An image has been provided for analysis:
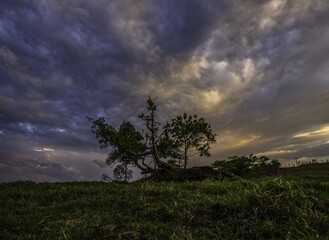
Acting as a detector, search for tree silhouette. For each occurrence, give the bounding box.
[89,97,216,179]
[113,163,133,182]
[212,154,281,178]
[166,113,216,169]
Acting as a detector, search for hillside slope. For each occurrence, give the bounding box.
[1,178,329,239]
[279,162,329,180]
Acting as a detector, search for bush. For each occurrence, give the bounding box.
[212,154,280,178]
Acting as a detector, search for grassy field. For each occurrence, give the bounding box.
[279,162,329,181]
[1,166,329,239]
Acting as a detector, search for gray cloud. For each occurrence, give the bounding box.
[1,0,329,181]
[92,159,109,168]
[0,151,82,182]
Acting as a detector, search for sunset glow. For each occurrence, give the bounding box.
[1,0,329,182]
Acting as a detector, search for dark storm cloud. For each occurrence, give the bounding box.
[1,0,329,181]
[150,0,227,59]
[0,151,82,182]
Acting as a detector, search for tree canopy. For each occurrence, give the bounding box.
[212,154,281,178]
[89,97,217,180]
[166,113,216,169]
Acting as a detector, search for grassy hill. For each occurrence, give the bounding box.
[279,162,329,181]
[1,172,329,239]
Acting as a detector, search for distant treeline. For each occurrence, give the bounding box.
[212,154,280,178]
[284,158,329,168]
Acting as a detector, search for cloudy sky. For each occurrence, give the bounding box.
[1,0,329,182]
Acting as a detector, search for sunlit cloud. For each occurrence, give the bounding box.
[52,127,66,133]
[34,147,55,152]
[256,149,297,157]
[1,0,329,181]
[214,133,261,153]
[43,148,55,152]
[294,125,329,138]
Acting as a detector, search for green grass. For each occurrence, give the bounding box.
[280,162,329,181]
[1,176,329,239]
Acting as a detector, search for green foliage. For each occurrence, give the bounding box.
[89,97,216,177]
[166,113,217,169]
[113,164,133,182]
[88,118,146,166]
[105,121,146,166]
[88,118,146,180]
[1,178,329,239]
[213,154,281,178]
[279,162,329,181]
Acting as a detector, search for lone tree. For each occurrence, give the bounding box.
[89,97,217,179]
[166,113,216,169]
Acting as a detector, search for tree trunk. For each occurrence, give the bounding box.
[153,145,176,171]
[183,148,188,169]
[124,163,127,182]
[149,105,176,172]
